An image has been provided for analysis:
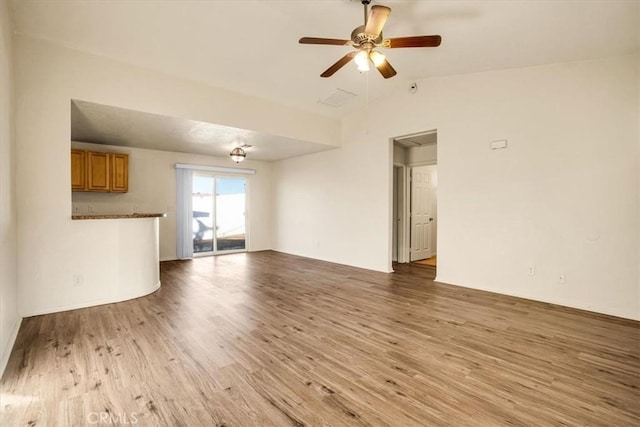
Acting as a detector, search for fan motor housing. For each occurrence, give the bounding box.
[351,25,383,46]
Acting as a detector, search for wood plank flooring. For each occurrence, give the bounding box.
[1,251,638,426]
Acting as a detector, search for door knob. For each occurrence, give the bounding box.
[429,217,434,222]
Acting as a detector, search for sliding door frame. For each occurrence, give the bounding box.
[175,163,254,259]
[191,172,249,257]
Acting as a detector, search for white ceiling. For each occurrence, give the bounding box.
[11,1,640,119]
[12,1,639,160]
[71,100,335,161]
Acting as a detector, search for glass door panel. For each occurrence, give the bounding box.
[215,177,246,251]
[192,175,215,254]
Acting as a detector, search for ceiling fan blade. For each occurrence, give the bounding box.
[365,5,391,37]
[385,35,442,48]
[299,37,351,46]
[321,52,357,78]
[376,59,397,79]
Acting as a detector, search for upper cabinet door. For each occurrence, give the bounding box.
[111,153,129,193]
[86,151,110,191]
[71,149,86,191]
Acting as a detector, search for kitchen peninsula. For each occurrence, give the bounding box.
[72,212,166,220]
[59,212,167,315]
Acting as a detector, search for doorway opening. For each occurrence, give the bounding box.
[192,174,247,255]
[391,130,438,274]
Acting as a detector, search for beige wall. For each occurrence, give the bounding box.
[274,54,640,320]
[72,142,273,260]
[14,35,337,316]
[8,24,639,328]
[0,0,20,374]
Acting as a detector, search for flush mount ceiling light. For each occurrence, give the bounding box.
[230,147,246,163]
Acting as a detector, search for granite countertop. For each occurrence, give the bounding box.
[72,213,167,220]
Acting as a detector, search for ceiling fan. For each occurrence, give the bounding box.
[299,0,441,79]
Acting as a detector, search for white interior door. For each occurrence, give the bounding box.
[410,165,433,261]
[427,165,438,256]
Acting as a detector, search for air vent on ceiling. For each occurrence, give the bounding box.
[318,88,358,108]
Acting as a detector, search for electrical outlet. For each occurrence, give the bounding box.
[558,274,566,284]
[88,204,95,212]
[133,204,141,213]
[527,267,535,276]
[73,274,83,287]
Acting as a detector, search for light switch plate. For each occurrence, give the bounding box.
[491,139,508,150]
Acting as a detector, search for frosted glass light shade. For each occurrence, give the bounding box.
[370,50,386,67]
[354,51,370,72]
[230,147,246,163]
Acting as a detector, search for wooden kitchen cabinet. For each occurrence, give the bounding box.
[110,153,129,193]
[70,149,86,190]
[86,151,110,191]
[71,149,129,192]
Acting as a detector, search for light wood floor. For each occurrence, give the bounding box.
[1,251,638,426]
[414,256,437,267]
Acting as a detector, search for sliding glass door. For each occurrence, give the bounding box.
[214,178,246,251]
[192,175,215,253]
[192,174,246,255]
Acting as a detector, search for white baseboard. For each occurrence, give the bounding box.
[21,281,161,318]
[272,249,390,273]
[0,316,23,378]
[434,276,639,321]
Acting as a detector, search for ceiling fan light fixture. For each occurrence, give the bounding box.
[354,50,370,72]
[299,1,441,78]
[369,50,386,67]
[357,62,370,72]
[230,147,246,163]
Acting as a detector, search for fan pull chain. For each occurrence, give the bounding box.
[365,69,370,135]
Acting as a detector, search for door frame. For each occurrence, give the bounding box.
[393,164,409,263]
[389,131,439,272]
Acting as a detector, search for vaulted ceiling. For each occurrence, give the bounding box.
[11,1,639,118]
[10,1,640,160]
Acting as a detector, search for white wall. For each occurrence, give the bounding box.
[10,30,639,322]
[273,138,390,271]
[274,54,640,320]
[14,35,339,316]
[0,0,20,376]
[72,142,273,260]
